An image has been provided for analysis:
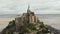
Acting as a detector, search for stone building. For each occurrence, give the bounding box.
[15,5,38,32]
[15,16,26,32]
[1,5,52,34]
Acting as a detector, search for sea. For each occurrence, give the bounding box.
[0,14,60,32]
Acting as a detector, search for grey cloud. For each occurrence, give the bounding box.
[0,0,60,14]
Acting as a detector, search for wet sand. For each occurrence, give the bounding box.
[0,18,15,32]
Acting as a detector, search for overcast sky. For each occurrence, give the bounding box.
[0,0,60,14]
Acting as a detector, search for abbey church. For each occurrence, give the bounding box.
[1,5,52,34]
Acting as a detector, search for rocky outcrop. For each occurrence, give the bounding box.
[45,25,60,34]
[1,7,51,34]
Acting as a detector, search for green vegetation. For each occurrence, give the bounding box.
[1,20,50,34]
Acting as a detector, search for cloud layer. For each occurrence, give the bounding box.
[0,0,60,14]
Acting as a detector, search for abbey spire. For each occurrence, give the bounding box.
[27,4,31,13]
[28,4,30,10]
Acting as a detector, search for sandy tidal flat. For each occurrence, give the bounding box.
[0,18,15,32]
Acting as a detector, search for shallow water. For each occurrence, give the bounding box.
[37,14,60,30]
